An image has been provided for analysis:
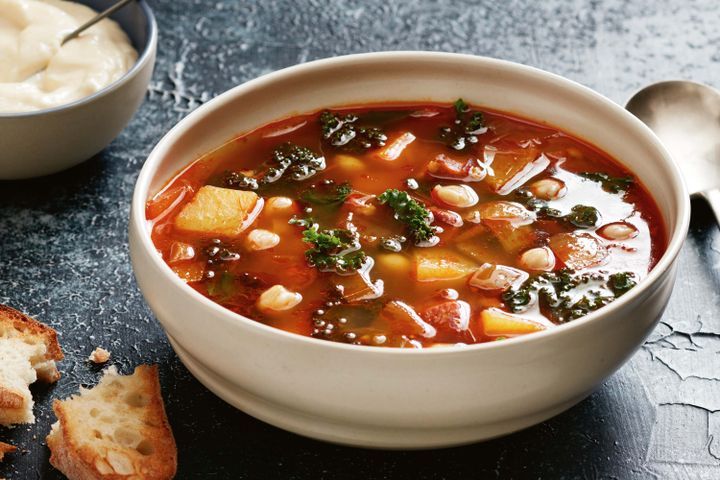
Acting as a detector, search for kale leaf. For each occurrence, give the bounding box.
[565,205,601,228]
[290,217,367,273]
[320,111,387,151]
[438,98,488,151]
[266,142,326,182]
[515,190,599,229]
[300,181,352,205]
[503,269,638,323]
[579,172,634,194]
[223,142,325,190]
[608,272,637,295]
[377,189,437,244]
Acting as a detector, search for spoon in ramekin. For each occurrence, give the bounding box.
[626,80,720,225]
[62,0,135,45]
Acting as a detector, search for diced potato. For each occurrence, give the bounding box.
[171,262,204,283]
[476,201,538,254]
[175,186,259,237]
[549,232,608,270]
[478,201,534,227]
[335,154,365,173]
[485,223,538,254]
[379,301,436,338]
[374,132,416,161]
[484,146,549,194]
[481,308,546,336]
[415,249,477,282]
[376,253,412,274]
[468,263,528,292]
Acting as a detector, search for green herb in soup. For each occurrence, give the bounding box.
[146,100,666,348]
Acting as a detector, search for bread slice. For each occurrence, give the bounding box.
[47,365,177,480]
[0,441,15,461]
[0,305,63,425]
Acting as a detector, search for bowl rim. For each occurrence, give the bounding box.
[0,0,157,119]
[131,51,691,355]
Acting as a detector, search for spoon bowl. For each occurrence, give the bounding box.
[626,80,720,223]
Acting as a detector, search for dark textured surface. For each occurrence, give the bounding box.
[1,1,720,478]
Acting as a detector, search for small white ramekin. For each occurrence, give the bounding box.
[0,0,157,179]
[130,52,689,449]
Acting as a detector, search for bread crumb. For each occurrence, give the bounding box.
[88,347,111,364]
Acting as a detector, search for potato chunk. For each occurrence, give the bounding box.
[481,308,546,336]
[415,249,477,282]
[175,186,259,237]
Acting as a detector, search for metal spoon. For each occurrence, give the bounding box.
[61,0,135,45]
[626,80,720,225]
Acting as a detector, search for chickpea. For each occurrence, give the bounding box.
[432,184,479,208]
[519,247,556,271]
[257,285,302,312]
[529,178,567,200]
[245,229,280,251]
[598,222,638,241]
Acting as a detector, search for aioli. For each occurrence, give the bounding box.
[0,0,138,113]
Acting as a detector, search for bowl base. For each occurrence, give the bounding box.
[168,335,590,449]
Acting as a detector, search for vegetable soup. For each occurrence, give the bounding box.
[147,100,666,348]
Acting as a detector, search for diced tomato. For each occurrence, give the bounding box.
[430,207,464,227]
[374,132,416,161]
[343,193,377,216]
[421,300,471,335]
[146,181,194,221]
[549,232,608,270]
[426,154,487,182]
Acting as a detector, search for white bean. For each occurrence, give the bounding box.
[266,196,294,214]
[519,247,556,271]
[257,285,302,311]
[245,229,280,250]
[432,184,479,208]
[598,222,638,241]
[529,178,567,200]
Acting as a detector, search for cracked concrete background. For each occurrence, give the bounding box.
[1,0,719,478]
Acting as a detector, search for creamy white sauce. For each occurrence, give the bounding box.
[0,0,138,113]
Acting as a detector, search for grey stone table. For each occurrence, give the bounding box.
[1,1,719,478]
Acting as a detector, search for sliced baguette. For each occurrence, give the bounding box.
[0,305,63,425]
[47,365,177,480]
[0,441,15,461]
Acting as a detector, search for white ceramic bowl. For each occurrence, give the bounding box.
[130,52,690,449]
[0,0,157,179]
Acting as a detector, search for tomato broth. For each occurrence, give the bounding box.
[147,101,666,348]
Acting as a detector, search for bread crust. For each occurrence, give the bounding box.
[0,387,23,409]
[48,365,177,480]
[0,441,15,461]
[0,304,64,426]
[0,304,64,365]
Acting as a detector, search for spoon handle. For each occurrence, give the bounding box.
[62,0,135,45]
[702,189,720,227]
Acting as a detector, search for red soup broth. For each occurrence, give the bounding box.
[147,101,666,348]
